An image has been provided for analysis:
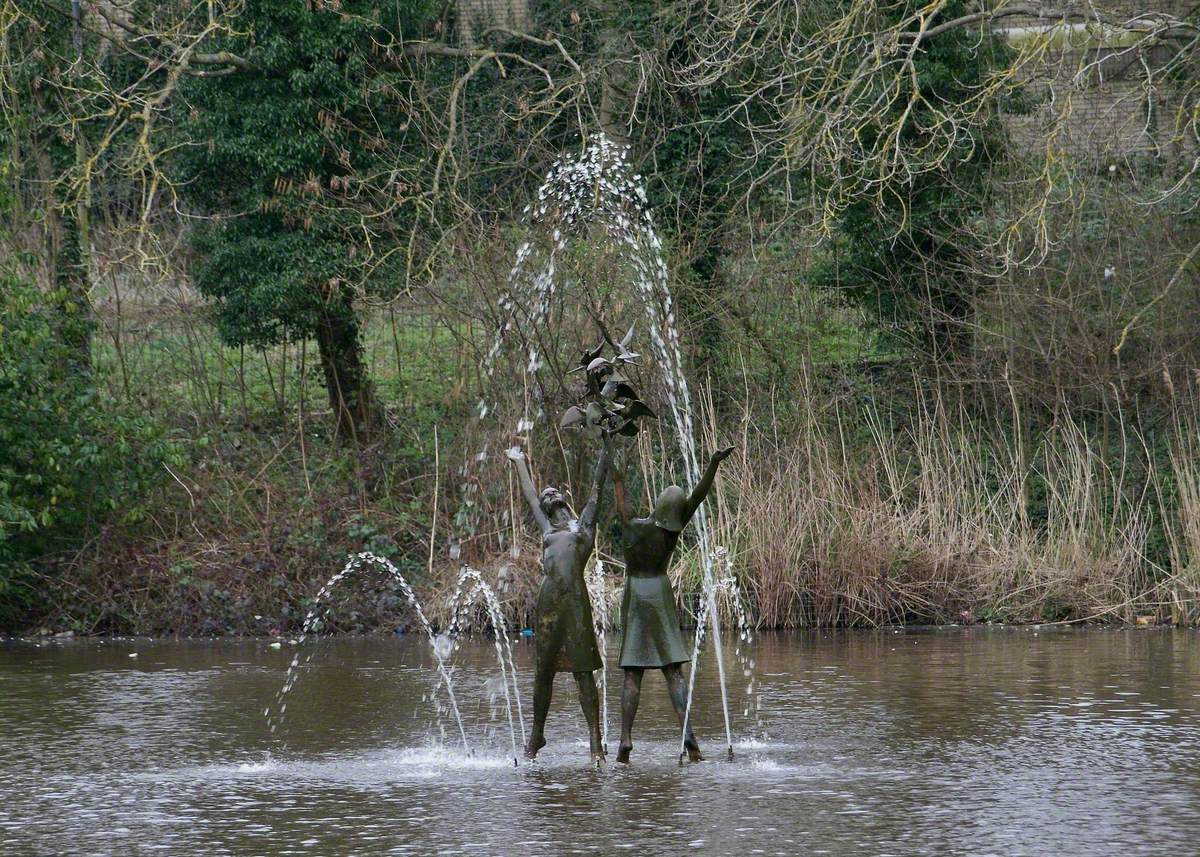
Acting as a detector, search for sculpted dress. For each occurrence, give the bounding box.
[618,520,690,668]
[536,524,603,673]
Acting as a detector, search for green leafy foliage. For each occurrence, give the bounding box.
[168,2,446,436]
[805,1,1018,354]
[171,1,437,349]
[0,271,172,629]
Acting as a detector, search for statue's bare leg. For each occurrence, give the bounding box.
[574,671,605,762]
[617,667,644,763]
[526,663,554,759]
[663,664,702,761]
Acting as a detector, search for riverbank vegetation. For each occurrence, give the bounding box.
[2,1,1199,635]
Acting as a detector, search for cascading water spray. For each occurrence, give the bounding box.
[587,558,611,752]
[445,566,526,765]
[265,552,469,752]
[268,136,756,767]
[457,133,753,760]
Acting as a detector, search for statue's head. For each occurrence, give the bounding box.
[539,486,571,524]
[651,485,688,532]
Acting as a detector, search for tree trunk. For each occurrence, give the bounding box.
[685,234,729,378]
[595,0,633,142]
[53,202,93,371]
[62,0,93,370]
[314,288,376,442]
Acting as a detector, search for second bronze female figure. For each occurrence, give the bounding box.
[613,445,734,763]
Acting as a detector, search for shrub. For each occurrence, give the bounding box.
[0,272,170,630]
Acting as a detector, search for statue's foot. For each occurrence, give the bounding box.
[524,736,546,760]
[684,739,703,763]
[616,742,632,764]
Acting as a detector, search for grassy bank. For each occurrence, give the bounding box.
[17,286,1200,636]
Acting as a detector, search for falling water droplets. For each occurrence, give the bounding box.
[434,132,755,758]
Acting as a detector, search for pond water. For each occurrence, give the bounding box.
[2,628,1199,856]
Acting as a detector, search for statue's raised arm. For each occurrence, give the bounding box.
[506,446,552,536]
[580,435,613,534]
[683,444,736,524]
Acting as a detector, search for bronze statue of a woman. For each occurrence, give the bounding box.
[506,439,611,763]
[613,445,734,764]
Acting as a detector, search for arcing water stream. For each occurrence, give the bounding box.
[445,565,526,762]
[265,554,524,764]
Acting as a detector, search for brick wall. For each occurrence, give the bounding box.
[457,0,532,47]
[999,2,1198,164]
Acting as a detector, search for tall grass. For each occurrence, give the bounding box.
[1162,422,1200,625]
[698,372,1199,627]
[34,242,1200,633]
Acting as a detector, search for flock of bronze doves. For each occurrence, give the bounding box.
[560,325,657,438]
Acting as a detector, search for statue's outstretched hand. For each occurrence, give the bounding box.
[505,446,526,462]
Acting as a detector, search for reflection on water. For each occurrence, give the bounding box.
[2,628,1199,855]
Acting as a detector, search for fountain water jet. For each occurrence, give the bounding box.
[445,565,526,765]
[680,547,760,763]
[587,558,613,752]
[464,133,747,759]
[267,554,525,761]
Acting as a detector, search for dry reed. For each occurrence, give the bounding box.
[699,370,1198,627]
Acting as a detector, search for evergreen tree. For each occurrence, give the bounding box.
[172,2,438,439]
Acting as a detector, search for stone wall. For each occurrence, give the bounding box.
[999,3,1197,166]
[456,0,532,47]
